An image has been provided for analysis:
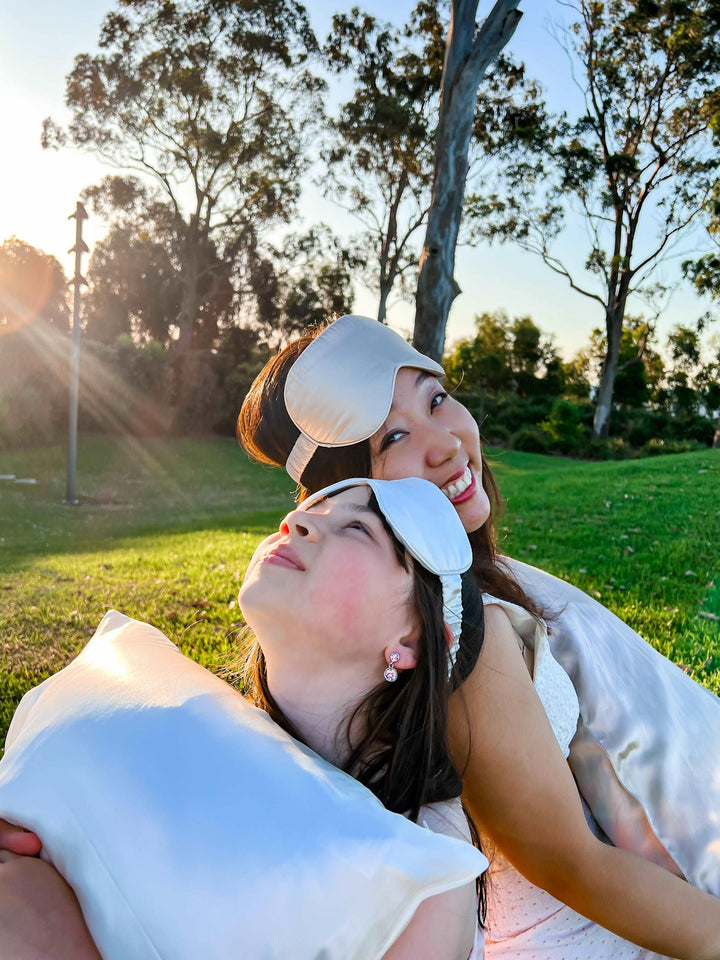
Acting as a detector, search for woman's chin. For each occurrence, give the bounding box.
[454,487,491,533]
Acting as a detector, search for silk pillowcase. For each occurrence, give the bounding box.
[0,610,485,960]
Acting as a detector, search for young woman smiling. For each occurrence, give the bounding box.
[235,314,720,959]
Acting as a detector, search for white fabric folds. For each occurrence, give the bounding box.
[509,558,720,894]
[0,611,486,960]
[284,315,444,482]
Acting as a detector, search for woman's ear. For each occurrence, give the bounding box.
[442,621,454,652]
[383,636,418,673]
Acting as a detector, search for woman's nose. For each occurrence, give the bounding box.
[425,424,461,467]
[281,509,320,540]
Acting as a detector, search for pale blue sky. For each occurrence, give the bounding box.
[0,0,715,358]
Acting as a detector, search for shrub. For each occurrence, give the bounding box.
[540,398,591,455]
[510,425,550,454]
[620,408,669,447]
[493,392,554,433]
[640,438,705,456]
[483,423,511,446]
[605,436,634,459]
[0,321,69,449]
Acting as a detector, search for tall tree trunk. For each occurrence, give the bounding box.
[377,281,391,325]
[593,304,624,438]
[413,0,522,361]
[377,170,407,325]
[713,415,720,449]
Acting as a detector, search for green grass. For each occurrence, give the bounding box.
[1,434,718,743]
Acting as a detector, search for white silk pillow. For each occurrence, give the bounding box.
[0,611,485,960]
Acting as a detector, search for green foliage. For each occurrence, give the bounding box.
[586,318,665,408]
[510,425,550,454]
[321,3,442,317]
[0,237,69,333]
[540,398,591,455]
[0,321,69,449]
[640,438,706,456]
[467,0,720,434]
[43,0,324,352]
[268,227,358,339]
[445,310,563,398]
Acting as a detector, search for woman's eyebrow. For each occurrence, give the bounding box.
[302,496,376,519]
[346,502,377,517]
[386,371,434,415]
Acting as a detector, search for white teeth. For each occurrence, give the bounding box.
[441,466,472,501]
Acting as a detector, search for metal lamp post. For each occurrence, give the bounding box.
[64,201,88,506]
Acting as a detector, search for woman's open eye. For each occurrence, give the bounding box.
[379,428,406,451]
[430,389,448,411]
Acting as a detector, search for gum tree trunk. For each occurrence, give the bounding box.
[413,0,522,361]
[593,307,623,439]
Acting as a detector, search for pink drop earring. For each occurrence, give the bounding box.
[384,651,400,683]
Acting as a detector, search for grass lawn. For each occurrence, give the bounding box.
[1,434,719,743]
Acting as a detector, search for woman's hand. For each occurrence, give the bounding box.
[0,851,101,960]
[0,817,42,855]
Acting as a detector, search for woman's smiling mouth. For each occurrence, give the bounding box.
[440,466,474,502]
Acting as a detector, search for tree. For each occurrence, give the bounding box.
[270,227,359,340]
[469,0,720,436]
[0,237,69,333]
[663,325,720,441]
[586,317,664,410]
[444,309,562,396]
[322,3,443,324]
[444,310,512,392]
[43,0,323,354]
[83,176,236,348]
[684,185,720,447]
[412,0,522,360]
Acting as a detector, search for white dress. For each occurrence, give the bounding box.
[481,593,671,960]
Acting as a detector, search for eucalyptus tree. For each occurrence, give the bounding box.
[468,0,720,437]
[322,2,443,324]
[684,186,720,446]
[412,0,523,360]
[43,0,324,354]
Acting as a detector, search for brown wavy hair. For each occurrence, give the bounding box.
[237,322,543,619]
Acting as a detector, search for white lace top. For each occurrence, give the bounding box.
[482,595,580,757]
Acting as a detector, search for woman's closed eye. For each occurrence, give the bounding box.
[345,519,373,537]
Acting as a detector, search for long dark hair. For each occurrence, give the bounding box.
[238,492,487,921]
[237,323,544,620]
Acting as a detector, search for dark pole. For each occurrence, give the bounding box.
[65,201,88,506]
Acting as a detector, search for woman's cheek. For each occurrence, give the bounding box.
[307,560,375,641]
[371,449,414,483]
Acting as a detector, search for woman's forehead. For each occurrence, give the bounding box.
[390,368,440,404]
[299,485,372,515]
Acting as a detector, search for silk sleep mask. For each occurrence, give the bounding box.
[302,477,473,674]
[284,314,444,483]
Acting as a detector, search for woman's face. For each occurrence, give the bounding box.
[369,369,491,533]
[239,487,418,676]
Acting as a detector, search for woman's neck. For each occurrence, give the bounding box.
[264,660,369,767]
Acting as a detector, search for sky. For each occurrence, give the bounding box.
[0,0,716,359]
